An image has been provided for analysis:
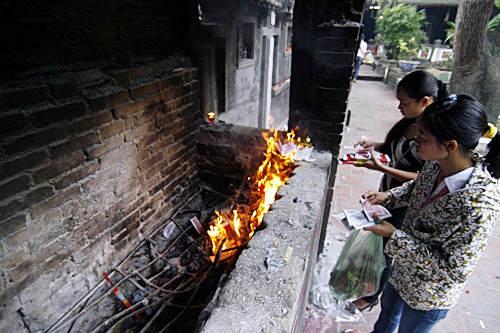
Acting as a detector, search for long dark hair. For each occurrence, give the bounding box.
[419,94,500,178]
[380,71,448,155]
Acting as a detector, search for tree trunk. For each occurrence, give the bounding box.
[450,0,494,94]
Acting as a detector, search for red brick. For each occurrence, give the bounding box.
[100,120,124,139]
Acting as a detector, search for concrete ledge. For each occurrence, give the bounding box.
[199,150,333,333]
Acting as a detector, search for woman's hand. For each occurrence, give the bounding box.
[362,190,388,205]
[353,154,384,171]
[364,220,397,237]
[357,140,377,148]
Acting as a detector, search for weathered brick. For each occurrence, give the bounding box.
[136,105,162,127]
[130,81,160,99]
[0,214,27,240]
[122,195,147,217]
[85,212,109,240]
[0,270,41,308]
[0,112,26,136]
[4,127,66,156]
[173,125,196,142]
[114,99,147,118]
[0,248,27,270]
[99,120,124,139]
[146,92,163,109]
[139,151,163,172]
[160,159,181,178]
[50,80,81,99]
[161,85,183,102]
[2,86,49,108]
[137,131,162,151]
[0,199,24,221]
[33,151,86,184]
[98,143,135,170]
[80,167,120,193]
[110,211,140,245]
[160,74,183,90]
[54,161,99,190]
[148,175,173,197]
[5,210,59,251]
[156,110,179,129]
[24,186,55,208]
[30,101,87,127]
[112,70,132,87]
[18,273,59,307]
[144,162,163,181]
[9,259,36,281]
[49,132,99,159]
[88,89,129,112]
[0,175,30,201]
[85,136,124,161]
[68,110,114,135]
[75,69,107,88]
[41,250,72,273]
[31,185,81,220]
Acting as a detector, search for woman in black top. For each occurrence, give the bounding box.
[353,70,449,311]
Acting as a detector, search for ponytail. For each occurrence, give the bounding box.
[421,94,500,179]
[485,133,500,179]
[436,80,448,100]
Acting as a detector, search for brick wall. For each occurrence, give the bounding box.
[0,61,202,332]
[289,0,365,255]
[0,0,193,81]
[197,124,268,194]
[289,0,365,156]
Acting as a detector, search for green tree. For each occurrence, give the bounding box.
[375,4,428,59]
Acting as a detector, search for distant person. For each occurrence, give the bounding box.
[353,34,367,82]
[355,94,500,332]
[353,70,448,312]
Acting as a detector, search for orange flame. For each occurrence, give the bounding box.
[207,130,297,259]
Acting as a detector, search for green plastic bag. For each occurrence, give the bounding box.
[329,230,386,300]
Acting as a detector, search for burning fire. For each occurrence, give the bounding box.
[207,130,297,259]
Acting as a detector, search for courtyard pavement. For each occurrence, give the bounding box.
[319,65,500,333]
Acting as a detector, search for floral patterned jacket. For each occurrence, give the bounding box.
[385,156,500,310]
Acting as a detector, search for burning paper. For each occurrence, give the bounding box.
[207,131,296,260]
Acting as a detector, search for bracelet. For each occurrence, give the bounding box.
[385,192,392,204]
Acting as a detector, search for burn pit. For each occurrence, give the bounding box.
[45,124,332,333]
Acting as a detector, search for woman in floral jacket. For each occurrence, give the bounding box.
[360,94,500,332]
